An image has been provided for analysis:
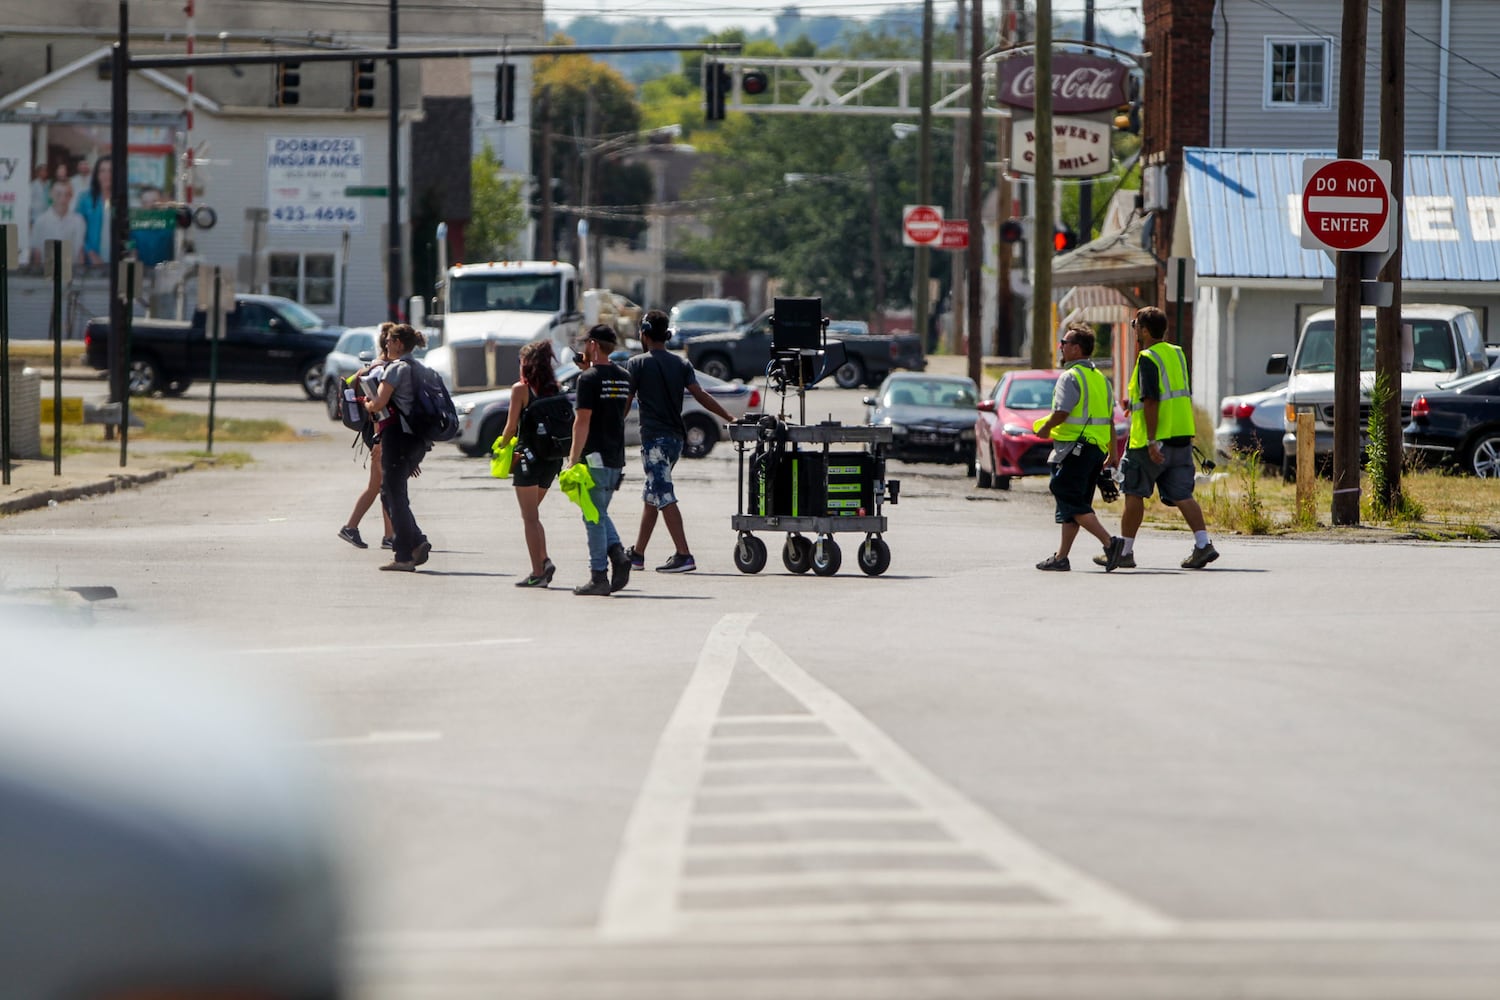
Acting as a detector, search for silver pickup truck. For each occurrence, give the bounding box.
[1266,303,1491,476]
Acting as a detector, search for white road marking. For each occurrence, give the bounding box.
[695,783,892,797]
[701,758,868,771]
[689,809,930,826]
[236,637,532,655]
[308,729,443,748]
[681,870,1026,891]
[680,902,1075,924]
[684,841,976,859]
[707,735,844,746]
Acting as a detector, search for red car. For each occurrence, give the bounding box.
[973,368,1129,489]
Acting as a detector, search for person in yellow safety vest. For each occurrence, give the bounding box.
[1032,322,1127,572]
[1104,306,1219,571]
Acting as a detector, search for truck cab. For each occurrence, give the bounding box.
[420,261,584,392]
[1267,304,1489,474]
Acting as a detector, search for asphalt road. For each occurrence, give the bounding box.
[5,380,1500,999]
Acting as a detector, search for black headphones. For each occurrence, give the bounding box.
[642,315,663,338]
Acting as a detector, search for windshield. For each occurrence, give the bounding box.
[280,300,328,331]
[672,303,740,326]
[1296,319,1457,374]
[883,380,978,408]
[1003,377,1060,410]
[449,274,562,314]
[336,331,376,356]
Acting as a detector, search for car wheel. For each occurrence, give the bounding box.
[472,413,507,458]
[833,358,866,390]
[699,354,733,381]
[733,534,768,574]
[162,378,193,397]
[810,537,842,576]
[324,380,342,421]
[682,413,718,458]
[976,462,992,489]
[782,534,813,574]
[965,454,976,477]
[127,355,163,396]
[1467,431,1500,478]
[300,360,326,400]
[857,537,891,576]
[995,475,1011,491]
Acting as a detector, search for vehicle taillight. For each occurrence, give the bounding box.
[1411,395,1429,419]
[1221,400,1237,418]
[889,342,900,360]
[748,388,761,410]
[83,330,92,348]
[1234,402,1255,420]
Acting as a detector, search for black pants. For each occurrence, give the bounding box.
[379,427,427,561]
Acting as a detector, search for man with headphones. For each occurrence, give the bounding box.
[621,308,735,577]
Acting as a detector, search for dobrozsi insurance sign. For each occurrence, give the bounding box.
[267,136,364,231]
[1300,158,1393,253]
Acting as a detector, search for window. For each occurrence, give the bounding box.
[267,251,337,308]
[1266,38,1330,109]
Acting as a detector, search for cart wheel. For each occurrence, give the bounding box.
[857,537,892,576]
[733,534,768,574]
[783,534,813,574]
[811,537,842,576]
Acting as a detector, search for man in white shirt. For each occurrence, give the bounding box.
[30,180,85,267]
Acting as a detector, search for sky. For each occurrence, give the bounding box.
[545,0,1143,38]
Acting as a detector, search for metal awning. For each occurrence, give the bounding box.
[1052,213,1159,294]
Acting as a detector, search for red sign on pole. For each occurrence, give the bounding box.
[902,204,943,247]
[1300,158,1393,253]
[939,219,969,250]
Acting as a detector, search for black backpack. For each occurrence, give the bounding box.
[398,358,460,444]
[518,391,574,461]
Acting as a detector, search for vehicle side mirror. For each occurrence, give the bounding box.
[268,317,283,332]
[1266,354,1288,375]
[862,396,876,406]
[357,350,375,362]
[976,399,997,412]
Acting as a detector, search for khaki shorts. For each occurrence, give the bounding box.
[1121,443,1195,505]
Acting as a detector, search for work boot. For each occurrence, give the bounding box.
[608,543,633,593]
[1182,542,1220,569]
[573,570,612,596]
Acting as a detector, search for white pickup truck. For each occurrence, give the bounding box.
[1266,303,1491,476]
[418,261,585,392]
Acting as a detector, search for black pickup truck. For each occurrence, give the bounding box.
[683,311,925,388]
[84,294,343,398]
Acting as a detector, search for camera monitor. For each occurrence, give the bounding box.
[772,297,823,353]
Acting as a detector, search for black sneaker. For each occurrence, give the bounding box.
[515,571,550,588]
[608,544,633,593]
[1102,536,1125,573]
[412,539,432,567]
[338,526,368,549]
[573,571,612,596]
[542,558,557,586]
[1093,550,1136,569]
[1182,542,1220,569]
[381,536,395,551]
[657,553,697,574]
[624,546,645,570]
[1035,554,1070,571]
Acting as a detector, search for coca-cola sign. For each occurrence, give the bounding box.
[996,53,1128,113]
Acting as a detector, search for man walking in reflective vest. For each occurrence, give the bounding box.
[1112,306,1219,570]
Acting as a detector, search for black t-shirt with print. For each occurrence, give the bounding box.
[575,362,632,468]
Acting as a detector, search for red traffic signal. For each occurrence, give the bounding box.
[1053,226,1078,253]
[741,70,769,96]
[999,219,1024,244]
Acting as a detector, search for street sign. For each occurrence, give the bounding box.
[939,219,969,250]
[1165,256,1196,303]
[343,185,404,198]
[1301,158,1393,253]
[902,204,944,247]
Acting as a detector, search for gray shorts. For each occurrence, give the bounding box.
[1121,443,1195,506]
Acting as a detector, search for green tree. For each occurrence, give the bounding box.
[468,143,528,260]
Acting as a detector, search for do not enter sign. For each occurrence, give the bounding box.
[1300,158,1393,253]
[902,204,944,247]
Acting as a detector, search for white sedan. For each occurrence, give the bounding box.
[453,368,761,459]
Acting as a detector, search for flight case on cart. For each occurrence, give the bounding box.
[728,297,900,576]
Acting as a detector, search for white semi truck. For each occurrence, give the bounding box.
[416,260,584,392]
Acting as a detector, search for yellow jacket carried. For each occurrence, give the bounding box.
[558,463,599,523]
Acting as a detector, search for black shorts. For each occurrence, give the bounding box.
[1049,443,1106,523]
[514,454,563,489]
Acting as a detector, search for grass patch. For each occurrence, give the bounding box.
[7,341,86,365]
[129,400,301,443]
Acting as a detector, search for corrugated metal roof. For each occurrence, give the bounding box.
[1183,148,1500,284]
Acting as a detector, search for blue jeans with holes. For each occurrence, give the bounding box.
[582,465,623,572]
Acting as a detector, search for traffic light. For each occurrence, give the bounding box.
[1053,226,1078,253]
[352,59,376,110]
[999,218,1024,244]
[703,60,729,122]
[741,69,769,96]
[275,61,300,107]
[1113,103,1141,134]
[495,63,517,122]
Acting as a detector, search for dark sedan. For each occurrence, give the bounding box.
[1403,367,1500,477]
[865,372,979,474]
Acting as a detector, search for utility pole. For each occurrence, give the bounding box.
[539,90,553,259]
[995,0,1016,356]
[386,0,402,322]
[1030,0,1054,370]
[951,0,967,355]
[1331,0,1368,526]
[965,0,984,384]
[1375,0,1406,513]
[1078,0,1095,243]
[916,0,934,353]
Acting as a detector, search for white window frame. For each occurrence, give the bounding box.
[266,249,339,311]
[1264,36,1332,111]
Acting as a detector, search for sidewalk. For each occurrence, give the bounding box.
[0,448,197,516]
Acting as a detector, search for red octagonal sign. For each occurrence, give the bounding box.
[1300,158,1393,253]
[903,204,943,247]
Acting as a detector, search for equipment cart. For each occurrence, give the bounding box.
[728,419,899,576]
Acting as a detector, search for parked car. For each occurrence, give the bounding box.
[685,309,925,387]
[1402,366,1500,477]
[864,372,979,474]
[1215,382,1288,466]
[453,367,760,459]
[667,298,746,344]
[973,368,1129,490]
[319,325,434,421]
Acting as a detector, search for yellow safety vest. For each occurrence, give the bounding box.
[1051,362,1112,451]
[1129,341,1194,447]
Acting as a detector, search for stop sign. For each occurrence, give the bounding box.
[902,204,944,247]
[1300,158,1392,253]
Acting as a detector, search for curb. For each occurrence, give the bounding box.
[0,463,196,516]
